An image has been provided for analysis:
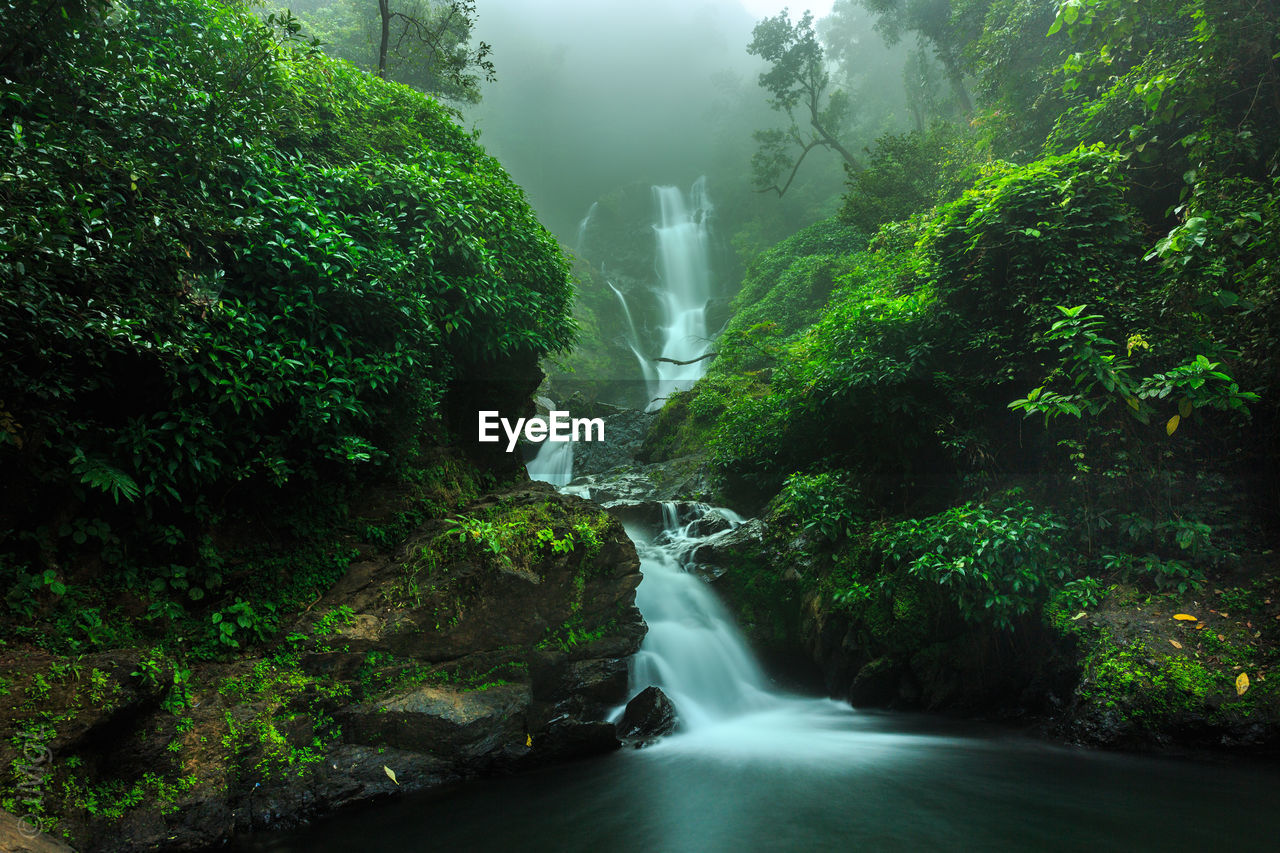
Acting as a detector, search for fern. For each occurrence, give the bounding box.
[70,448,140,504]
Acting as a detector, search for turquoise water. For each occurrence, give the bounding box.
[234,710,1280,852]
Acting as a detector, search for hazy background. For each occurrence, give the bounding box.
[462,0,852,240]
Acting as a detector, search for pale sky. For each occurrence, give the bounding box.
[739,0,835,18]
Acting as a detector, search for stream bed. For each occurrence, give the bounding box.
[232,503,1280,853]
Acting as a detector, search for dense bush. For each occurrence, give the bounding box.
[698,45,1274,626]
[0,0,572,645]
[838,122,986,233]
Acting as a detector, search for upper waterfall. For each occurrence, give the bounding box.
[647,177,716,410]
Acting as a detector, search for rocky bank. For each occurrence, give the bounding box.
[0,483,644,851]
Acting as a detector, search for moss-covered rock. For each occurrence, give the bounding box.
[1049,582,1280,751]
[0,484,645,851]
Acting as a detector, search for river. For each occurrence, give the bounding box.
[236,507,1280,852]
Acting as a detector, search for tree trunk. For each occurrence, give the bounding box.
[938,49,973,114]
[377,0,391,79]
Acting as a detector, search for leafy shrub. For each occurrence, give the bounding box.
[0,0,573,644]
[876,500,1071,631]
[714,217,867,373]
[775,471,867,543]
[924,145,1149,366]
[709,241,940,506]
[839,122,985,233]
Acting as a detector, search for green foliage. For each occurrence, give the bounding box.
[776,471,867,543]
[278,0,494,105]
[1009,305,1257,427]
[708,232,937,505]
[925,145,1146,359]
[429,501,611,579]
[839,123,986,232]
[876,500,1071,631]
[0,0,573,648]
[747,10,860,195]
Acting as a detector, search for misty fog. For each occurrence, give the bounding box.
[462,0,895,240]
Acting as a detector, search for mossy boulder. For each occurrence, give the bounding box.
[0,483,646,851]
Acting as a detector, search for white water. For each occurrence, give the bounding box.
[526,440,574,487]
[618,503,870,762]
[574,201,598,253]
[623,505,774,728]
[647,177,715,410]
[606,279,658,391]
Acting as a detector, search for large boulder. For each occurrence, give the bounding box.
[616,686,677,744]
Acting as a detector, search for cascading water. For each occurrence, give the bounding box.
[606,279,658,392]
[615,503,870,759]
[648,177,715,410]
[246,493,1280,853]
[574,201,598,253]
[622,504,776,728]
[526,440,574,487]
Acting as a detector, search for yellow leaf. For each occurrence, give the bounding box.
[1236,672,1250,696]
[1170,639,1183,649]
[1126,396,1140,411]
[1071,611,1087,621]
[525,734,532,747]
[383,765,399,786]
[130,181,137,191]
[1173,613,1198,621]
[1179,399,1192,419]
[1166,414,1180,436]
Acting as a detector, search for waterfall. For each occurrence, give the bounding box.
[574,201,599,253]
[648,177,715,411]
[621,504,779,729]
[526,440,574,487]
[607,279,658,391]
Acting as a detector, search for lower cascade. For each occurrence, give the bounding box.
[618,503,775,729]
[525,439,574,487]
[607,501,870,759]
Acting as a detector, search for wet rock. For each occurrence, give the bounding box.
[339,683,532,762]
[0,809,75,852]
[848,656,905,707]
[575,471,657,503]
[616,686,677,743]
[686,508,734,538]
[598,498,665,529]
[571,455,716,505]
[567,403,656,477]
[3,483,649,852]
[689,518,766,567]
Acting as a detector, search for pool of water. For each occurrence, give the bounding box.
[234,705,1280,853]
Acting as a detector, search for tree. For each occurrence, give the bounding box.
[376,0,493,101]
[854,0,984,114]
[747,10,861,197]
[290,0,494,104]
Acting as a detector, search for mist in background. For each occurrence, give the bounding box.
[462,0,892,241]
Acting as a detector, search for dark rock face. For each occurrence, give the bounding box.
[616,686,677,744]
[1,809,75,852]
[571,457,716,505]
[562,402,656,478]
[448,354,546,480]
[0,483,646,852]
